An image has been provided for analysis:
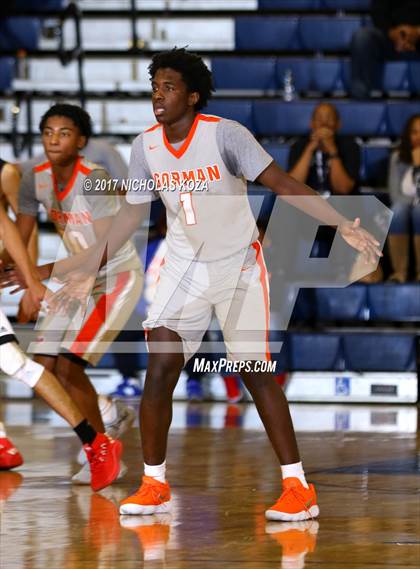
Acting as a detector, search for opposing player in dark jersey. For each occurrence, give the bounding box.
[48,50,382,521]
[1,104,142,485]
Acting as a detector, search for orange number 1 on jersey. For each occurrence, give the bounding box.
[180,192,197,225]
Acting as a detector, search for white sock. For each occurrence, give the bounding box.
[281,461,309,489]
[144,460,166,483]
[98,395,118,425]
[0,422,6,438]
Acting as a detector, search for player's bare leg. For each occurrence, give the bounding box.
[140,327,185,464]
[241,370,319,521]
[240,370,300,465]
[34,368,84,427]
[120,326,184,515]
[35,354,105,433]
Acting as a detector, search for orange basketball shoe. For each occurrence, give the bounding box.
[266,520,319,567]
[265,478,319,522]
[0,437,24,470]
[120,476,171,515]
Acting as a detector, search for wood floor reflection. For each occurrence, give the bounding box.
[0,401,419,569]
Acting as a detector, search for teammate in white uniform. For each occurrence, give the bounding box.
[52,50,382,521]
[0,202,122,490]
[2,105,142,483]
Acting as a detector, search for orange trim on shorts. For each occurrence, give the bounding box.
[252,241,271,362]
[33,161,51,173]
[69,271,131,358]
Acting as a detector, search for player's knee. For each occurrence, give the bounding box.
[0,342,44,387]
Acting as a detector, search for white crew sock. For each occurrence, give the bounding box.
[98,395,118,425]
[281,461,309,489]
[0,421,6,438]
[144,460,166,483]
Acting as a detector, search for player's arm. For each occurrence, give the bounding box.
[0,204,45,304]
[257,161,381,261]
[51,199,148,279]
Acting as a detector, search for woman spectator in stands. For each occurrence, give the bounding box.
[387,113,420,282]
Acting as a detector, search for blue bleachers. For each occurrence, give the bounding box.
[205,100,254,130]
[254,100,316,135]
[253,100,390,137]
[315,286,369,321]
[311,59,345,92]
[0,58,14,91]
[361,145,390,186]
[343,334,416,371]
[408,62,420,94]
[259,0,320,9]
[367,285,420,322]
[261,142,290,169]
[212,57,277,91]
[334,101,387,136]
[298,16,363,51]
[236,17,300,51]
[14,0,67,9]
[383,62,410,93]
[289,333,343,370]
[322,0,370,9]
[276,58,312,92]
[211,57,419,95]
[259,1,370,10]
[387,102,420,137]
[0,18,41,51]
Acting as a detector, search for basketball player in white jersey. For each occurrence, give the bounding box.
[4,104,142,484]
[0,202,122,490]
[48,50,382,521]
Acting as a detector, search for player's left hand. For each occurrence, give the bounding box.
[47,272,96,315]
[338,218,382,264]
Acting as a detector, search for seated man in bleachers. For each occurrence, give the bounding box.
[288,102,360,197]
[351,0,420,99]
[287,102,382,282]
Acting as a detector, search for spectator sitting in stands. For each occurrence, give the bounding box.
[387,113,420,283]
[351,0,420,99]
[288,102,382,283]
[288,102,359,197]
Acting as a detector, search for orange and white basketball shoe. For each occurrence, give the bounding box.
[266,520,319,568]
[120,476,171,515]
[0,437,24,470]
[265,478,319,522]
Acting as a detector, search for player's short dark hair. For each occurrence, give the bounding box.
[148,47,214,110]
[39,104,92,140]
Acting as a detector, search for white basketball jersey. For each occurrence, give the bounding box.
[143,114,258,261]
[33,156,140,275]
